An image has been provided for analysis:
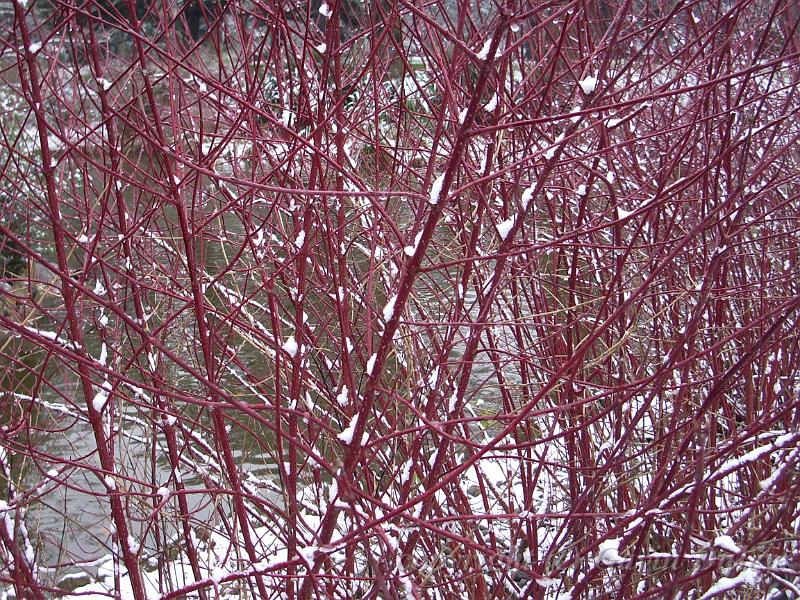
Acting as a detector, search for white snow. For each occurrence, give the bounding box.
[496,216,515,240]
[148,352,158,372]
[294,230,305,249]
[315,43,327,54]
[698,568,757,599]
[617,206,635,219]
[210,566,225,584]
[716,433,797,476]
[366,353,377,375]
[484,93,498,112]
[429,173,446,205]
[458,107,468,124]
[65,534,282,600]
[337,414,359,444]
[597,538,626,565]
[319,2,331,17]
[103,475,116,490]
[543,133,564,160]
[579,74,598,94]
[404,231,423,256]
[92,381,112,412]
[447,392,458,413]
[714,535,741,554]
[576,184,587,196]
[28,42,42,53]
[24,542,35,564]
[383,294,397,322]
[400,459,413,484]
[476,37,493,61]
[335,385,349,406]
[327,479,338,503]
[521,185,535,209]
[93,280,106,295]
[282,336,298,358]
[0,500,15,535]
[298,545,318,565]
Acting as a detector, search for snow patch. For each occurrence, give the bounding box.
[579,74,598,94]
[404,231,423,257]
[476,37,493,61]
[92,381,112,412]
[543,133,564,160]
[337,414,359,445]
[400,459,413,484]
[282,336,298,358]
[521,185,535,209]
[336,386,349,406]
[617,206,635,219]
[698,568,757,599]
[298,545,318,565]
[496,216,515,240]
[383,295,397,322]
[714,535,741,554]
[597,538,626,565]
[429,173,446,205]
[447,392,458,413]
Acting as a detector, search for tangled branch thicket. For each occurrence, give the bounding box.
[1,0,799,598]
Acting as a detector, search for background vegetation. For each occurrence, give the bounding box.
[1,0,799,598]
